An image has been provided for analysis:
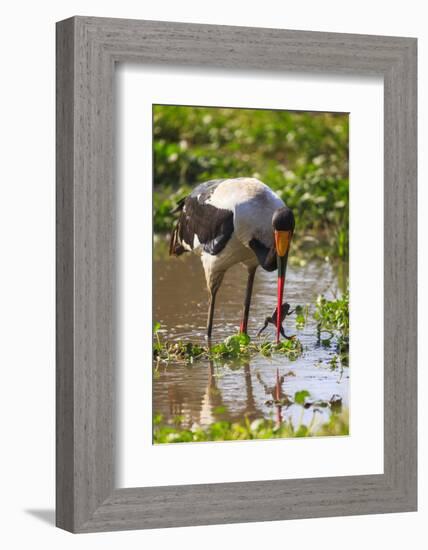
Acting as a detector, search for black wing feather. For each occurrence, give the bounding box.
[169,180,234,256]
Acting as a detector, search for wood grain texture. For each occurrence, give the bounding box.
[56,16,417,533]
[56,18,75,532]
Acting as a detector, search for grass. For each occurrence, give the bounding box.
[153,105,349,261]
[153,409,349,443]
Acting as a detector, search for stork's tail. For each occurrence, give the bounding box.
[169,198,186,256]
[169,224,185,256]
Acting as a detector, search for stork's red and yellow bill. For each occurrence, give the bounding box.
[274,230,293,343]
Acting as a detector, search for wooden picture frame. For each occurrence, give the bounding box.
[56,16,417,533]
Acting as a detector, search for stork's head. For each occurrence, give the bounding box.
[272,207,295,343]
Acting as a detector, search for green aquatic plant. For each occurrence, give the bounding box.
[210,333,251,360]
[153,409,349,443]
[294,389,311,405]
[273,338,303,360]
[153,323,303,365]
[313,292,349,368]
[316,409,349,436]
[314,291,349,336]
[328,354,339,370]
[154,339,205,364]
[153,291,350,370]
[154,324,206,364]
[294,304,309,329]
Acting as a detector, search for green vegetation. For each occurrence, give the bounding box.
[153,329,303,366]
[314,291,349,367]
[153,105,349,260]
[153,409,349,443]
[153,291,350,443]
[294,304,309,329]
[314,290,349,336]
[211,333,303,361]
[154,292,349,368]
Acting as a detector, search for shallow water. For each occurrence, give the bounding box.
[153,245,349,430]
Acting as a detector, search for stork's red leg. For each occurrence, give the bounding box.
[240,266,257,335]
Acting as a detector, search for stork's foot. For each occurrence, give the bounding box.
[275,329,296,343]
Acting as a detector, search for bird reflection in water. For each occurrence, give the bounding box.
[199,360,264,426]
[164,355,265,429]
[256,368,294,426]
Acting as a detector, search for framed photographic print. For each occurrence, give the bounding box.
[56,16,417,532]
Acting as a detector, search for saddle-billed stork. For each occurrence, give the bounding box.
[169,177,294,342]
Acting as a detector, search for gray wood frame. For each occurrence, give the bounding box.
[56,16,417,533]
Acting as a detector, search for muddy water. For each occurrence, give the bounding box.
[153,244,349,430]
